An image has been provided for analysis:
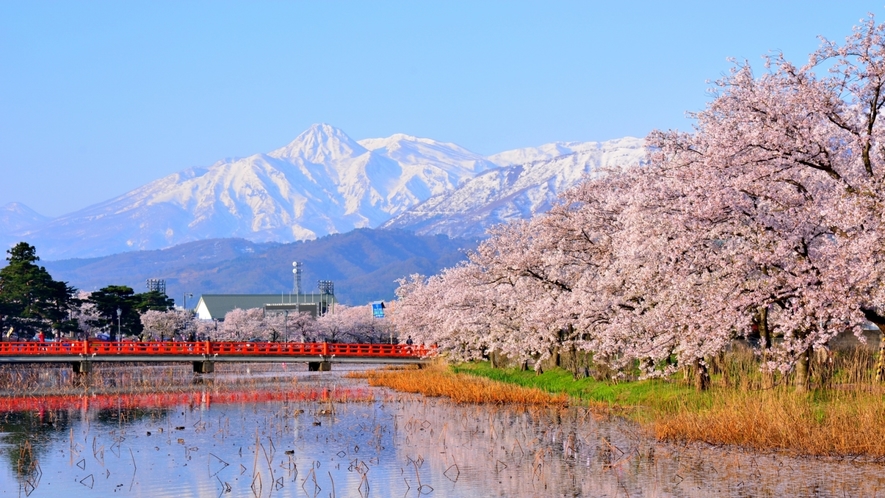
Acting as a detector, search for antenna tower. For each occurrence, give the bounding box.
[292,262,303,295]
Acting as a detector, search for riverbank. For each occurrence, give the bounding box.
[349,363,568,406]
[452,360,885,458]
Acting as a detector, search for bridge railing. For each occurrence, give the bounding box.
[328,343,433,357]
[0,341,86,355]
[0,341,434,358]
[210,342,327,356]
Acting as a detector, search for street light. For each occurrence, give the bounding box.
[182,293,194,342]
[116,307,122,343]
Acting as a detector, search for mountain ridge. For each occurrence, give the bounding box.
[40,228,474,306]
[1,125,646,259]
[6,124,494,259]
[381,137,646,238]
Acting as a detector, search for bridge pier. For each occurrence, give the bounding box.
[72,361,92,374]
[193,360,215,374]
[308,360,331,372]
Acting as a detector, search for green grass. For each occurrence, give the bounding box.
[452,361,706,419]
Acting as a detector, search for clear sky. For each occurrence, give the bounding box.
[0,1,880,217]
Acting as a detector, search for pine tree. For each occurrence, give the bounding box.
[0,242,78,339]
[87,286,174,340]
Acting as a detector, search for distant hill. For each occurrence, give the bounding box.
[41,229,474,306]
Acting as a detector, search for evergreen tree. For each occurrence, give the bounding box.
[86,286,174,340]
[135,290,175,313]
[87,285,141,340]
[0,242,78,339]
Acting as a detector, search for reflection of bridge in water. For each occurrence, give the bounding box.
[0,341,432,373]
[0,387,376,413]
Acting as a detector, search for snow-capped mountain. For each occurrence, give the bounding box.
[381,137,646,238]
[9,124,493,259]
[2,126,646,260]
[487,140,614,167]
[0,202,49,234]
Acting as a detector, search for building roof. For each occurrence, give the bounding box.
[195,294,335,320]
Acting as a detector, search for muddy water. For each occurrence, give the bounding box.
[0,364,882,497]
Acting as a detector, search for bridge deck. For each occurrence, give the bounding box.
[0,341,431,366]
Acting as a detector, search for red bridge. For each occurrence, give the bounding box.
[0,340,433,373]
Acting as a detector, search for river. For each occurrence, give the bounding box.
[0,363,881,497]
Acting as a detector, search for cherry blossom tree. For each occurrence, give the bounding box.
[217,308,266,341]
[316,305,387,343]
[195,318,221,341]
[72,293,102,340]
[642,15,885,388]
[140,309,194,341]
[393,15,885,391]
[284,311,317,342]
[393,266,491,361]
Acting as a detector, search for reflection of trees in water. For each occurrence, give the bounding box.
[0,410,72,491]
[94,406,171,427]
[393,401,608,497]
[392,399,885,497]
[0,406,171,493]
[0,365,78,394]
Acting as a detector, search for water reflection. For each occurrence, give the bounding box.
[0,366,882,497]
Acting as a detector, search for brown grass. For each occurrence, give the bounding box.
[347,365,568,406]
[655,346,885,457]
[654,388,885,457]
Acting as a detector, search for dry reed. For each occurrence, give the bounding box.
[654,388,885,457]
[657,345,885,457]
[348,365,568,406]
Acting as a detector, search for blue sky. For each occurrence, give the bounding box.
[0,1,879,217]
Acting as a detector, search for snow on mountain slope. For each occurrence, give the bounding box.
[487,140,612,166]
[11,124,494,259]
[3,127,647,259]
[0,202,49,234]
[359,133,495,179]
[381,137,646,238]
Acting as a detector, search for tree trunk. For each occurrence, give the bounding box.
[758,307,773,389]
[565,345,579,379]
[758,306,770,349]
[861,309,885,382]
[693,358,710,391]
[794,348,810,392]
[642,357,655,375]
[876,324,885,382]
